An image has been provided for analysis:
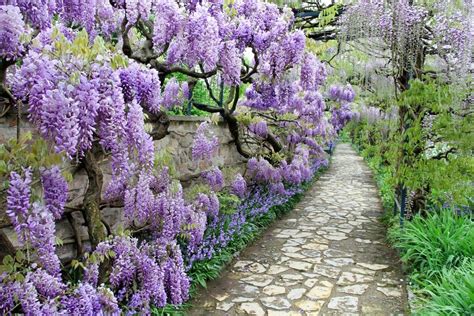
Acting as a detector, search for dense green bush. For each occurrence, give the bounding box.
[346,80,473,212]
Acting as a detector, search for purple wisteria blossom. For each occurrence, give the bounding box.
[328,84,356,103]
[192,122,219,161]
[40,166,68,220]
[0,5,26,61]
[163,242,190,305]
[300,53,327,91]
[27,202,61,275]
[6,169,32,241]
[161,78,181,109]
[202,167,225,191]
[231,174,247,198]
[152,0,182,53]
[249,121,268,138]
[331,103,355,133]
[62,282,120,315]
[119,63,162,113]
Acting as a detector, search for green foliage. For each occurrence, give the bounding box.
[378,178,474,315]
[357,146,474,314]
[151,304,187,316]
[0,133,68,194]
[166,106,209,117]
[318,4,343,28]
[338,129,351,143]
[186,184,212,201]
[368,157,396,211]
[398,80,452,112]
[164,71,247,117]
[217,192,240,215]
[390,80,473,205]
[346,79,473,208]
[416,259,474,315]
[267,0,302,8]
[389,210,474,280]
[0,250,28,278]
[154,150,178,178]
[52,28,109,65]
[235,111,253,125]
[220,166,239,183]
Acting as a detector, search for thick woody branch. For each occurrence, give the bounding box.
[153,62,218,79]
[121,17,157,64]
[265,133,283,153]
[82,146,107,249]
[241,47,259,83]
[193,102,225,113]
[229,86,240,114]
[222,111,252,159]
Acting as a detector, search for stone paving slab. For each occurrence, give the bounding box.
[188,144,408,315]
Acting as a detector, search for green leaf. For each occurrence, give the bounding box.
[55,236,64,247]
[15,273,25,282]
[197,277,207,288]
[15,251,25,263]
[3,255,14,266]
[107,250,116,258]
[71,259,79,269]
[19,132,32,143]
[0,160,7,174]
[0,265,10,274]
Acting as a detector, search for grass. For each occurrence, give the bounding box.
[388,210,474,315]
[416,259,474,315]
[389,209,474,280]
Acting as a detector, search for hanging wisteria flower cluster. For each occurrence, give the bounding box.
[338,0,473,78]
[328,84,356,132]
[0,5,27,61]
[2,167,123,314]
[192,122,219,161]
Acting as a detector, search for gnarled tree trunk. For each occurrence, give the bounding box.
[82,147,106,249]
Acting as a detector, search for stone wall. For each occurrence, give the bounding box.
[157,116,245,183]
[0,115,245,261]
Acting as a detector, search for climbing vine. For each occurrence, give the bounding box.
[0,0,353,314]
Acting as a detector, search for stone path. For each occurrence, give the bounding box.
[188,144,408,315]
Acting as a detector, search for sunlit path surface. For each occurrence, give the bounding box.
[189,144,408,315]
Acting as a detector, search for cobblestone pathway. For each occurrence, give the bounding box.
[188,144,408,315]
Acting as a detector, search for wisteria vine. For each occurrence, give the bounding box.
[0,0,358,314]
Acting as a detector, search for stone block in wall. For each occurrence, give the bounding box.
[154,116,246,185]
[102,207,126,234]
[66,169,89,207]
